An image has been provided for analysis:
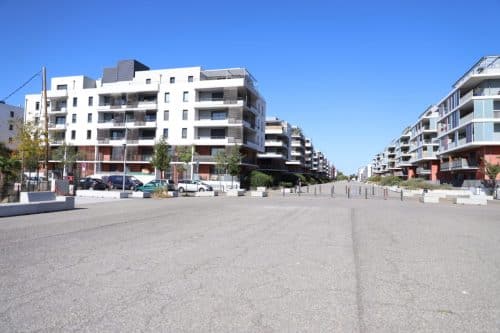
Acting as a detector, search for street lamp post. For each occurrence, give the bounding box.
[122,142,126,191]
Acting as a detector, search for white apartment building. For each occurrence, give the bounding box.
[0,102,23,150]
[24,60,266,180]
[409,105,440,180]
[304,138,314,171]
[286,126,306,173]
[257,117,291,171]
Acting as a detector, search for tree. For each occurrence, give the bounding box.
[0,156,21,200]
[226,145,244,187]
[52,143,81,178]
[176,145,193,179]
[150,137,171,179]
[482,158,500,198]
[214,150,228,177]
[11,120,44,177]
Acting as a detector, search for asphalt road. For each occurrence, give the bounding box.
[1,188,499,332]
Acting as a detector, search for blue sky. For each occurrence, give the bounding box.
[1,0,499,174]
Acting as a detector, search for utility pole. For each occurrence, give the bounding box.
[42,66,49,185]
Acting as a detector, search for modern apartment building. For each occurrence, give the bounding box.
[304,138,314,171]
[436,56,500,186]
[408,106,440,180]
[369,55,500,185]
[257,117,291,172]
[24,60,266,180]
[0,102,23,150]
[286,126,306,173]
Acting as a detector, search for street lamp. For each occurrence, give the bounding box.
[122,142,126,191]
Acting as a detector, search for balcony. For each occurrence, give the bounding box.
[265,140,286,147]
[48,122,66,130]
[194,136,234,145]
[459,113,474,126]
[266,126,285,135]
[257,152,287,159]
[97,100,157,111]
[416,167,431,175]
[194,98,244,108]
[451,158,478,170]
[459,89,474,107]
[49,106,67,114]
[47,89,68,98]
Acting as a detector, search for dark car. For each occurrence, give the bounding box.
[106,175,143,190]
[136,179,175,192]
[79,177,109,190]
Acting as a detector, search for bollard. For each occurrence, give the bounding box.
[298,185,301,197]
[400,190,403,201]
[330,186,334,198]
[332,185,335,194]
[384,188,388,200]
[345,185,348,195]
[365,188,368,199]
[307,185,309,193]
[283,187,285,197]
[319,185,322,194]
[314,187,317,196]
[358,187,361,195]
[372,185,375,196]
[348,187,351,199]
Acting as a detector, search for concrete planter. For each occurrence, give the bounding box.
[226,189,245,197]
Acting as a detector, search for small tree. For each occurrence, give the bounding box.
[52,143,81,178]
[226,145,244,188]
[482,158,500,197]
[176,145,193,179]
[214,150,228,177]
[12,120,44,180]
[0,155,21,200]
[150,137,171,179]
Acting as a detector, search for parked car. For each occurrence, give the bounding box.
[78,177,109,190]
[136,179,175,192]
[105,175,143,190]
[176,179,213,192]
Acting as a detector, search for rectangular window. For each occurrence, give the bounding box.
[10,111,14,118]
[72,114,76,123]
[73,97,77,107]
[170,77,175,84]
[182,128,187,139]
[146,78,151,84]
[71,130,76,140]
[55,116,65,124]
[57,84,67,90]
[87,113,92,123]
[182,109,188,120]
[494,123,500,132]
[35,101,40,110]
[164,92,170,103]
[9,124,13,130]
[188,76,193,82]
[183,91,189,102]
[34,117,40,125]
[163,128,168,139]
[88,96,93,106]
[87,130,91,139]
[211,111,227,120]
[163,110,169,121]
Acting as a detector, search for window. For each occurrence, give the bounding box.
[87,130,91,140]
[8,137,13,143]
[170,77,175,84]
[146,78,151,84]
[188,76,193,83]
[72,114,77,123]
[164,92,170,103]
[87,113,92,123]
[71,130,76,140]
[182,128,187,139]
[34,117,39,125]
[9,124,13,130]
[163,128,169,139]
[182,109,188,120]
[88,96,93,106]
[183,91,189,102]
[10,111,14,118]
[494,123,500,132]
[35,101,40,110]
[210,128,225,138]
[163,110,169,121]
[73,97,77,107]
[211,111,227,120]
[55,116,65,124]
[57,84,67,90]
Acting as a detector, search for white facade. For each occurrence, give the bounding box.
[0,102,23,150]
[257,117,291,171]
[24,60,266,179]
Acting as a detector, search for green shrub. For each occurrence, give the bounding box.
[367,175,382,183]
[250,170,273,188]
[279,181,294,188]
[379,175,402,186]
